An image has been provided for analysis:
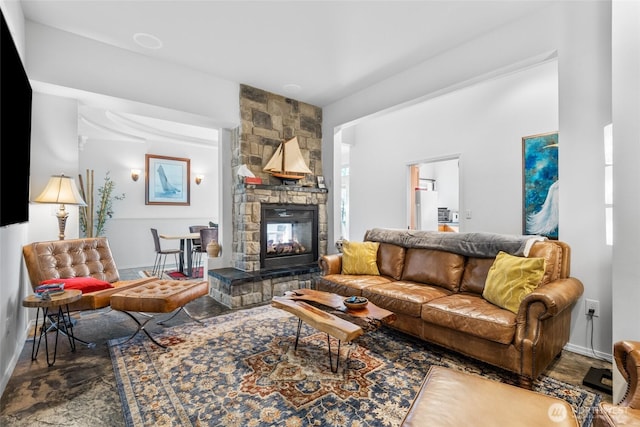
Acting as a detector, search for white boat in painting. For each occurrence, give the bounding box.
[263,136,312,180]
[157,165,180,195]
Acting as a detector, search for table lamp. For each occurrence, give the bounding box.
[34,174,87,240]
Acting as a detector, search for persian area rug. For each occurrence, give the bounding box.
[109,305,601,427]
[138,268,204,280]
[165,267,204,280]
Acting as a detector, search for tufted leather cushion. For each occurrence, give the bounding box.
[401,248,465,292]
[402,366,579,427]
[23,237,160,311]
[23,237,120,287]
[110,279,208,313]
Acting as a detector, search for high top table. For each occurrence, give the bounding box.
[159,232,199,277]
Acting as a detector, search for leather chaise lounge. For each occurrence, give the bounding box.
[23,237,208,346]
[316,228,584,387]
[23,237,159,311]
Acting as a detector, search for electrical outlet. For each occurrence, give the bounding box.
[585,299,600,317]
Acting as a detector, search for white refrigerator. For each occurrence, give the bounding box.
[415,188,438,231]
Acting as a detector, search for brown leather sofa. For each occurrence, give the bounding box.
[316,228,584,387]
[594,341,640,426]
[23,237,158,312]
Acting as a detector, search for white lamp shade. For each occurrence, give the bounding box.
[34,175,87,206]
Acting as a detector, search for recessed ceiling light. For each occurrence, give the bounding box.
[133,32,163,50]
[283,84,302,94]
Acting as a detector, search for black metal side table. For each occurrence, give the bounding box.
[22,289,82,366]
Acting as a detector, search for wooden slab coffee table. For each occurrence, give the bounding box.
[272,288,396,372]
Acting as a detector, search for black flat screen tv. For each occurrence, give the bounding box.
[0,9,32,227]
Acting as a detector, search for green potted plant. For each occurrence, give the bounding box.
[78,170,125,237]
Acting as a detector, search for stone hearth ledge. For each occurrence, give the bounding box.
[208,264,321,309]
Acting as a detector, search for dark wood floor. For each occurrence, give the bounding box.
[546,348,612,403]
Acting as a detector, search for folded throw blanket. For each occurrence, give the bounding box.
[363,228,546,258]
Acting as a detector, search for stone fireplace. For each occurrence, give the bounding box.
[230,84,327,272]
[208,85,328,308]
[231,184,327,272]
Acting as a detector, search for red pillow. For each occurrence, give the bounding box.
[40,277,113,294]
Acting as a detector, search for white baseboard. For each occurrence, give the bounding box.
[564,342,612,363]
[0,322,29,398]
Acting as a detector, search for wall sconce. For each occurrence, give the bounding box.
[195,174,204,185]
[131,169,141,182]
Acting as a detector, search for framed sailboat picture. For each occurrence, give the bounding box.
[145,154,190,205]
[522,132,558,239]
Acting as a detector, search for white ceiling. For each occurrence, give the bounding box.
[77,105,220,147]
[20,0,553,108]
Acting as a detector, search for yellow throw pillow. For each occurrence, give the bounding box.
[341,241,380,275]
[482,251,546,314]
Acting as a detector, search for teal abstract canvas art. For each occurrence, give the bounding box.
[522,132,559,239]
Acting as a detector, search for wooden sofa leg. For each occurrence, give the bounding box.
[518,375,533,390]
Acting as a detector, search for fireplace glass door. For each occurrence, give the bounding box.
[261,203,318,269]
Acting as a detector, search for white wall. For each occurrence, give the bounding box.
[28,92,83,242]
[555,2,612,359]
[0,5,241,396]
[21,21,240,269]
[323,4,562,250]
[23,20,240,268]
[78,136,219,268]
[0,0,31,397]
[24,92,221,270]
[323,2,613,358]
[25,21,239,129]
[349,61,557,239]
[611,0,640,402]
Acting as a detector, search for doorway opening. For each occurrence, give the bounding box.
[409,156,460,232]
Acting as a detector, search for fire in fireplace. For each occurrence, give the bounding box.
[260,203,318,269]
